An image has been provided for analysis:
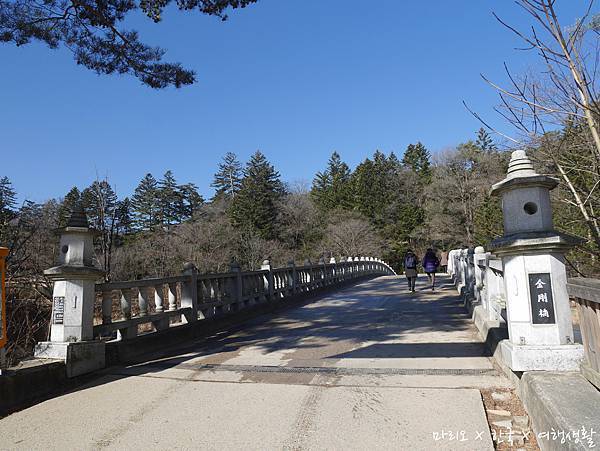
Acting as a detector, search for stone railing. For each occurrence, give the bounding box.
[447,248,506,324]
[449,247,600,381]
[566,278,600,389]
[93,257,395,341]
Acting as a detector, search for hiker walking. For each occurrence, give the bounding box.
[403,250,418,292]
[422,248,440,291]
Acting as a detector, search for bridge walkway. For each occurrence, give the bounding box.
[0,275,512,450]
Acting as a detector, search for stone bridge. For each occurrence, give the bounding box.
[0,150,599,450]
[2,274,508,450]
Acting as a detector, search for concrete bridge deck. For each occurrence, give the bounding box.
[0,275,512,450]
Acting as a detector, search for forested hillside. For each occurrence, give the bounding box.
[1,126,599,362]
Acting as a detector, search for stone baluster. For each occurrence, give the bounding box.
[138,287,148,317]
[167,283,177,311]
[317,258,324,285]
[120,289,132,320]
[181,262,199,322]
[304,259,313,291]
[154,284,165,313]
[117,288,137,340]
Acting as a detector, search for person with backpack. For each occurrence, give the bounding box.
[404,250,418,292]
[422,248,440,291]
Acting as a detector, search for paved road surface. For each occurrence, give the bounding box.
[0,275,510,450]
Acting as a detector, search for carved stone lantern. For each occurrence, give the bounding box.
[35,203,106,376]
[489,150,583,371]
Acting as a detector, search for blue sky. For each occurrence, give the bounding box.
[0,0,587,204]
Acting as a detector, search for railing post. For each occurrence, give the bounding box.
[181,262,199,323]
[302,259,311,291]
[318,257,325,287]
[230,261,243,309]
[287,260,297,295]
[339,257,347,281]
[329,257,337,283]
[261,259,274,300]
[473,247,486,307]
[458,249,467,293]
[485,257,504,322]
[101,291,113,325]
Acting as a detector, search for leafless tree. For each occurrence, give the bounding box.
[471,0,600,269]
[323,211,385,258]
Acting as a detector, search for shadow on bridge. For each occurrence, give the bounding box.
[95,276,485,373]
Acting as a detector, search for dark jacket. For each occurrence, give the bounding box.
[404,253,418,269]
[422,253,440,273]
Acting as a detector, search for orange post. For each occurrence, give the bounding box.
[0,247,8,351]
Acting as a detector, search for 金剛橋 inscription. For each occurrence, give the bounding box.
[528,273,556,325]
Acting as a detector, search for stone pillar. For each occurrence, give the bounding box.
[473,246,486,306]
[181,262,199,322]
[34,203,106,377]
[461,249,469,292]
[261,259,274,300]
[228,261,243,309]
[485,257,505,322]
[287,260,297,295]
[489,150,583,371]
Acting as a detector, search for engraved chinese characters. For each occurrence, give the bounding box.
[53,296,65,325]
[528,273,556,325]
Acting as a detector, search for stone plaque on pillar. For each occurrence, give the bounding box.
[528,273,555,325]
[53,296,65,325]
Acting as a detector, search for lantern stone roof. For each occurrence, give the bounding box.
[66,202,89,228]
[489,230,583,255]
[490,150,559,197]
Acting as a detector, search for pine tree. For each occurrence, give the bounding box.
[474,194,504,244]
[402,142,432,183]
[311,151,351,210]
[81,180,118,231]
[58,186,81,226]
[475,128,496,152]
[158,170,182,226]
[212,152,243,200]
[0,176,17,226]
[178,183,204,219]
[131,173,159,230]
[81,180,121,279]
[229,151,285,239]
[116,197,133,236]
[349,151,396,227]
